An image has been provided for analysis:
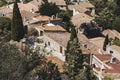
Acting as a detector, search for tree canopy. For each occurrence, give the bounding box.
[0,42,26,80]
[91,0,120,32]
[39,0,60,17]
[0,17,11,31]
[0,0,7,7]
[64,26,97,80]
[0,42,61,80]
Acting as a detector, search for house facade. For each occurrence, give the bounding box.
[28,22,70,55]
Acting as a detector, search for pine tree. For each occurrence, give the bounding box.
[103,35,109,51]
[11,1,25,41]
[64,26,83,80]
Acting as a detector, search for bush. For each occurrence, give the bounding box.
[112,37,120,46]
[0,17,11,31]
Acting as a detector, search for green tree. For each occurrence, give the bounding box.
[112,37,120,46]
[58,10,73,32]
[64,26,97,80]
[39,0,60,16]
[75,67,97,80]
[0,42,61,80]
[64,26,83,80]
[0,0,7,7]
[11,2,25,41]
[0,17,11,31]
[112,17,120,32]
[0,42,27,80]
[103,35,109,51]
[35,61,61,80]
[95,8,114,30]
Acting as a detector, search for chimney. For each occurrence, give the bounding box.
[73,8,76,16]
[56,13,58,19]
[98,49,102,54]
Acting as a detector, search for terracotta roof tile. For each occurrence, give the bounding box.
[78,2,94,8]
[102,29,120,39]
[48,0,66,5]
[71,13,94,27]
[68,4,87,13]
[45,32,70,48]
[94,54,112,62]
[89,37,105,49]
[35,25,66,32]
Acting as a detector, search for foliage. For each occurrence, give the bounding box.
[103,35,109,51]
[104,76,114,80]
[58,10,72,22]
[36,39,44,43]
[112,37,120,46]
[89,0,108,14]
[0,0,7,7]
[66,21,73,32]
[39,0,60,17]
[35,61,61,80]
[11,2,25,41]
[81,22,103,38]
[112,17,120,32]
[64,26,83,79]
[95,8,114,30]
[75,67,97,80]
[0,42,61,80]
[15,0,20,2]
[58,10,73,32]
[64,26,97,80]
[0,42,26,80]
[0,17,11,31]
[92,0,120,32]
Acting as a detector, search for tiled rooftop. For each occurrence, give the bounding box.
[78,2,94,8]
[71,13,94,27]
[48,0,66,6]
[45,32,70,48]
[102,29,120,39]
[89,37,105,49]
[68,4,87,13]
[94,54,112,62]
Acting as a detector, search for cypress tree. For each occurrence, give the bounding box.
[11,1,25,41]
[64,26,83,80]
[64,26,98,80]
[103,35,109,51]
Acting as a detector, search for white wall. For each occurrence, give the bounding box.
[107,47,120,61]
[43,35,66,55]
